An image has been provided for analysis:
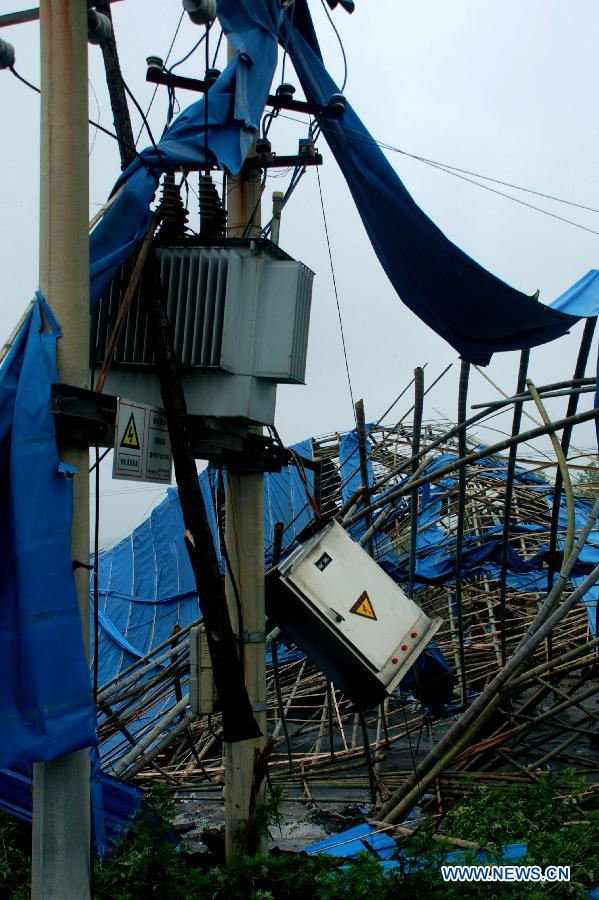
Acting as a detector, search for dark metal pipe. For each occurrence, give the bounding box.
[270,521,293,772]
[407,368,424,599]
[470,381,595,410]
[455,361,470,705]
[546,317,597,640]
[355,398,375,556]
[349,407,599,525]
[499,349,530,665]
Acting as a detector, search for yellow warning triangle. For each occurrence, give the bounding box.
[350,591,377,620]
[120,412,141,450]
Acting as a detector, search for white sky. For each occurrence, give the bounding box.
[1,0,598,545]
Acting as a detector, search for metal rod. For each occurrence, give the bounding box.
[546,317,597,597]
[407,367,424,599]
[455,360,470,705]
[499,349,529,664]
[352,407,599,523]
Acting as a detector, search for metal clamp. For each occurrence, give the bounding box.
[251,701,267,713]
[242,630,266,644]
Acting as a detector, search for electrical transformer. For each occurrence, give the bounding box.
[91,238,314,426]
[266,521,441,708]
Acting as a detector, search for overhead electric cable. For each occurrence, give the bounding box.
[169,30,207,72]
[89,78,101,157]
[135,10,185,146]
[319,0,348,91]
[278,113,599,222]
[10,65,159,181]
[211,27,224,67]
[420,158,599,239]
[106,43,164,165]
[316,166,356,416]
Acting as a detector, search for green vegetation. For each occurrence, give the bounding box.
[573,460,599,500]
[1,773,597,898]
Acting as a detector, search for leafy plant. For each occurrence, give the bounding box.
[573,460,599,500]
[0,812,30,899]
[1,775,597,898]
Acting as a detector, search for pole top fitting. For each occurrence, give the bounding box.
[88,9,112,45]
[0,37,15,69]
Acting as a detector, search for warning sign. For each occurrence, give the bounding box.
[120,413,141,450]
[144,409,172,483]
[113,401,146,479]
[350,591,377,621]
[113,399,172,484]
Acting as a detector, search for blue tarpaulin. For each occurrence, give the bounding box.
[0,297,96,769]
[90,0,280,306]
[281,1,582,365]
[94,445,316,692]
[89,0,590,366]
[0,765,143,858]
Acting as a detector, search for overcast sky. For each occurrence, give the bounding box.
[1,0,598,546]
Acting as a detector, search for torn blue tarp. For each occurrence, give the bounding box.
[90,0,279,306]
[0,296,96,769]
[93,444,315,690]
[547,270,599,451]
[0,765,143,857]
[550,270,599,317]
[305,823,397,860]
[282,3,581,365]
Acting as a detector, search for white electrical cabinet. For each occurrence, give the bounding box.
[266,521,441,708]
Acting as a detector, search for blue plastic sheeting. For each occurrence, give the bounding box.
[550,270,599,317]
[90,0,279,307]
[281,3,581,366]
[0,765,143,856]
[339,430,374,505]
[0,296,96,769]
[94,445,315,690]
[373,450,599,636]
[305,823,397,860]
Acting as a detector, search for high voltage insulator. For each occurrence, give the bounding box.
[0,37,15,70]
[199,174,227,238]
[88,9,112,45]
[157,173,190,241]
[182,0,217,26]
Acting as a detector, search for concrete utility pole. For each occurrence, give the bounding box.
[32,2,92,898]
[224,42,268,857]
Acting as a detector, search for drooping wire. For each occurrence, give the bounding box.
[204,22,211,175]
[319,0,348,91]
[211,27,224,68]
[316,166,356,415]
[279,112,599,224]
[169,30,207,72]
[88,77,101,157]
[165,30,208,132]
[9,65,159,183]
[135,10,185,146]
[106,43,165,168]
[241,170,268,237]
[260,163,307,237]
[420,158,599,238]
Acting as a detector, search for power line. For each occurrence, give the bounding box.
[135,10,185,146]
[420,158,599,238]
[319,0,348,92]
[10,65,159,181]
[278,113,599,229]
[316,166,356,416]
